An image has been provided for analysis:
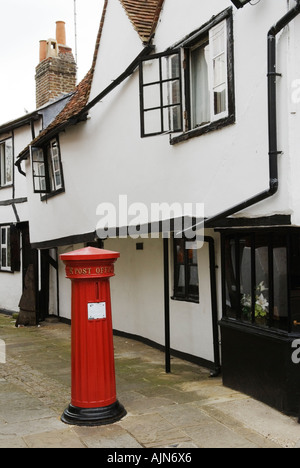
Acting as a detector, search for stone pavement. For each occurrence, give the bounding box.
[0,313,300,449]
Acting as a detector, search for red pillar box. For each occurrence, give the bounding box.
[60,247,126,426]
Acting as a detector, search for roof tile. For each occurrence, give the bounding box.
[119,0,164,42]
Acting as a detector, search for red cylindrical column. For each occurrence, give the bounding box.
[60,247,126,426]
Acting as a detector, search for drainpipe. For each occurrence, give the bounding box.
[205,236,221,377]
[183,1,300,234]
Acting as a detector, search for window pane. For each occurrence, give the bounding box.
[255,236,269,327]
[213,52,227,115]
[162,80,180,107]
[143,84,161,110]
[142,58,160,84]
[5,140,12,184]
[224,237,238,319]
[161,54,180,81]
[0,139,13,186]
[273,237,288,331]
[176,265,185,296]
[213,55,226,88]
[143,109,162,135]
[7,230,11,268]
[191,41,210,128]
[48,139,63,191]
[33,162,46,192]
[214,83,227,115]
[55,173,62,188]
[163,106,182,133]
[210,21,226,58]
[1,228,6,245]
[188,248,197,265]
[176,239,185,264]
[0,144,4,185]
[188,265,199,297]
[1,248,6,268]
[240,237,252,323]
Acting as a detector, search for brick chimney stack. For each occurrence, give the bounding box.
[35,22,77,109]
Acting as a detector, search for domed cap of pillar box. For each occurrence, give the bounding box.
[60,247,120,279]
[61,247,120,262]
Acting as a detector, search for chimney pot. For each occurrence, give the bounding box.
[56,21,66,45]
[39,40,47,62]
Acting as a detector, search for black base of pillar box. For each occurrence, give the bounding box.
[61,401,127,427]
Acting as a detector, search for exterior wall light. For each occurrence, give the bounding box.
[231,0,252,8]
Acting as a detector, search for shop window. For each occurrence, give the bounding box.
[223,231,290,331]
[173,238,199,303]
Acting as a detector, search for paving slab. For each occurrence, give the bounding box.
[0,314,300,449]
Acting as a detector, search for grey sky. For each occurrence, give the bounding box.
[0,0,103,125]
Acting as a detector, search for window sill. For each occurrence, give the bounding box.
[40,188,65,201]
[219,317,295,339]
[0,184,13,190]
[170,114,235,145]
[171,295,199,305]
[0,269,13,274]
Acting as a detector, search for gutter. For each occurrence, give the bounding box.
[0,113,40,135]
[183,1,300,235]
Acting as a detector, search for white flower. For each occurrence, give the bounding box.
[257,281,268,292]
[241,294,251,308]
[256,293,269,311]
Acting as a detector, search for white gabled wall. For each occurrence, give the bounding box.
[89,0,145,102]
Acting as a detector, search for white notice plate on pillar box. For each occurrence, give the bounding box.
[88,302,106,320]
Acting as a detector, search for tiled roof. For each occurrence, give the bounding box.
[119,0,164,43]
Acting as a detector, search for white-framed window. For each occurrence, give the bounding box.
[0,226,11,271]
[31,137,64,195]
[190,20,228,129]
[48,139,63,191]
[0,138,13,187]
